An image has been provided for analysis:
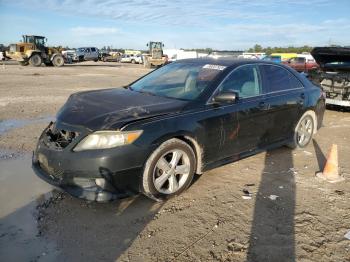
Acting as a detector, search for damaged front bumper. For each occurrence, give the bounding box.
[32,122,151,202]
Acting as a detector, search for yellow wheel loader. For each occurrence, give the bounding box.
[6,35,64,67]
[143,41,168,68]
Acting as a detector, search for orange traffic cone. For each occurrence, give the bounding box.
[316,144,344,183]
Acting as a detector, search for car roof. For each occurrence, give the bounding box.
[176,57,281,67]
[175,57,310,86]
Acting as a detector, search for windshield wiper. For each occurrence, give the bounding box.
[123,85,133,91]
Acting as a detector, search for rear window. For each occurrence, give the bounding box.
[261,65,303,92]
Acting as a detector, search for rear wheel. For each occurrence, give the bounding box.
[142,138,196,201]
[52,55,64,67]
[29,54,42,67]
[131,59,136,64]
[288,111,315,149]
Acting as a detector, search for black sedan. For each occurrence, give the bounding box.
[32,58,325,201]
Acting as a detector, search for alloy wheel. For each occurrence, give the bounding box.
[297,115,313,147]
[153,149,190,194]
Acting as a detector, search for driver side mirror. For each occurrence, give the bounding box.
[213,91,238,104]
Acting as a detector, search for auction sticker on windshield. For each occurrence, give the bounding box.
[203,64,227,70]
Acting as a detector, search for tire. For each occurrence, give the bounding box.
[287,111,315,149]
[52,55,64,67]
[142,138,196,201]
[145,61,152,68]
[131,59,136,64]
[29,54,42,67]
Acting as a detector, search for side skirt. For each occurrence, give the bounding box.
[202,138,293,172]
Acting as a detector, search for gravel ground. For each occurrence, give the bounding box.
[0,61,349,262]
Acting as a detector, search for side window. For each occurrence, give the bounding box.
[85,48,90,53]
[296,57,305,63]
[91,47,96,52]
[289,58,296,63]
[262,65,303,92]
[218,65,262,98]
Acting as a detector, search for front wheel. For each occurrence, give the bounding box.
[288,111,315,149]
[141,138,196,201]
[29,54,42,67]
[52,55,64,67]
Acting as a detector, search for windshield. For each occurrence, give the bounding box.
[130,62,224,100]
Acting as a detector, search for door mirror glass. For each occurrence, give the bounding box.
[213,91,238,104]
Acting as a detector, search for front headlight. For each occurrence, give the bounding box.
[73,130,142,152]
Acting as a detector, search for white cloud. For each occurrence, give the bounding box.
[70,27,118,37]
[4,0,327,26]
[1,0,349,49]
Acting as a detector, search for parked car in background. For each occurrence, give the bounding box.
[263,55,282,63]
[283,56,319,73]
[120,54,143,64]
[99,52,121,62]
[61,50,76,63]
[270,53,298,61]
[32,58,325,202]
[73,47,99,62]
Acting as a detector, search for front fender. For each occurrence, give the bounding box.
[25,50,40,58]
[124,114,205,173]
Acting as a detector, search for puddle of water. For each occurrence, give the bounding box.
[0,153,61,261]
[0,116,54,135]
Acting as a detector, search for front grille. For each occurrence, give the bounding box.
[45,122,80,149]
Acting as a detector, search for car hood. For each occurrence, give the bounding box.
[311,47,350,70]
[56,88,187,130]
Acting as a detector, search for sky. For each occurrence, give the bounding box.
[0,0,349,50]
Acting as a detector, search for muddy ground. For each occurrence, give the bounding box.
[0,61,349,262]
